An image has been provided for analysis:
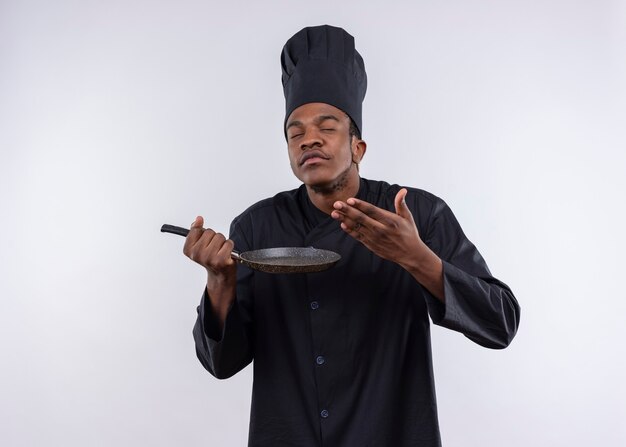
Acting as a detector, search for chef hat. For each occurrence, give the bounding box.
[281,25,367,136]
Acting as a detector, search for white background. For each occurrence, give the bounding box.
[1,0,625,445]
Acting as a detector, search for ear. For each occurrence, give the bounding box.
[351,138,367,164]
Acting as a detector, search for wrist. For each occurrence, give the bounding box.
[400,242,445,302]
[207,269,236,290]
[206,269,237,319]
[398,240,432,272]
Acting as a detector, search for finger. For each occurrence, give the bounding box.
[205,232,227,257]
[188,216,205,242]
[333,200,391,230]
[216,239,236,267]
[207,235,235,269]
[342,198,397,226]
[186,228,216,262]
[184,216,206,253]
[331,205,373,232]
[339,221,366,241]
[191,216,204,229]
[333,208,383,241]
[195,228,218,254]
[394,188,414,221]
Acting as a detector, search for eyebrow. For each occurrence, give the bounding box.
[315,114,340,125]
[286,114,340,131]
[286,120,303,131]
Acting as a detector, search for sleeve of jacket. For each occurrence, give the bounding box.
[420,196,521,349]
[192,217,255,379]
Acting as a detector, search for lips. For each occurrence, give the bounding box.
[299,150,330,166]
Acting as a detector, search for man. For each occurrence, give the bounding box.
[184,25,520,446]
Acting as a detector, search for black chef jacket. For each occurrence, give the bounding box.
[193,178,520,447]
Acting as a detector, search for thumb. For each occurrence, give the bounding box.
[191,215,204,229]
[394,188,413,221]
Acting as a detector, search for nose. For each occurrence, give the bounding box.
[299,128,322,151]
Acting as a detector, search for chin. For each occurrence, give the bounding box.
[295,167,325,184]
[297,163,354,192]
[306,175,350,194]
[304,178,332,190]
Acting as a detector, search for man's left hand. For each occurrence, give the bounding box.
[331,188,445,301]
[331,188,425,267]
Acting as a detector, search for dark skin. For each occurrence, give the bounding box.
[184,102,444,331]
[285,102,365,214]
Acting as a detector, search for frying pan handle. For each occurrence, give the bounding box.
[161,224,189,237]
[161,224,242,262]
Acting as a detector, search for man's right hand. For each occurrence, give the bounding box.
[183,216,237,330]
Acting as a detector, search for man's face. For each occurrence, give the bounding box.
[286,102,361,191]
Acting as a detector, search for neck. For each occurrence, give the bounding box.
[305,165,361,215]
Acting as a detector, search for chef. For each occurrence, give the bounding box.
[183,25,520,447]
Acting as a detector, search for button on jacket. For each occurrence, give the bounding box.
[193,178,520,447]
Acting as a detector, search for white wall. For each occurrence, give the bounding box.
[1,0,625,445]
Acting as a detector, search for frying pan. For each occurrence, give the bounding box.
[161,224,341,273]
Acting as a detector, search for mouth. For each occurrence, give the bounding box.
[299,150,330,166]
